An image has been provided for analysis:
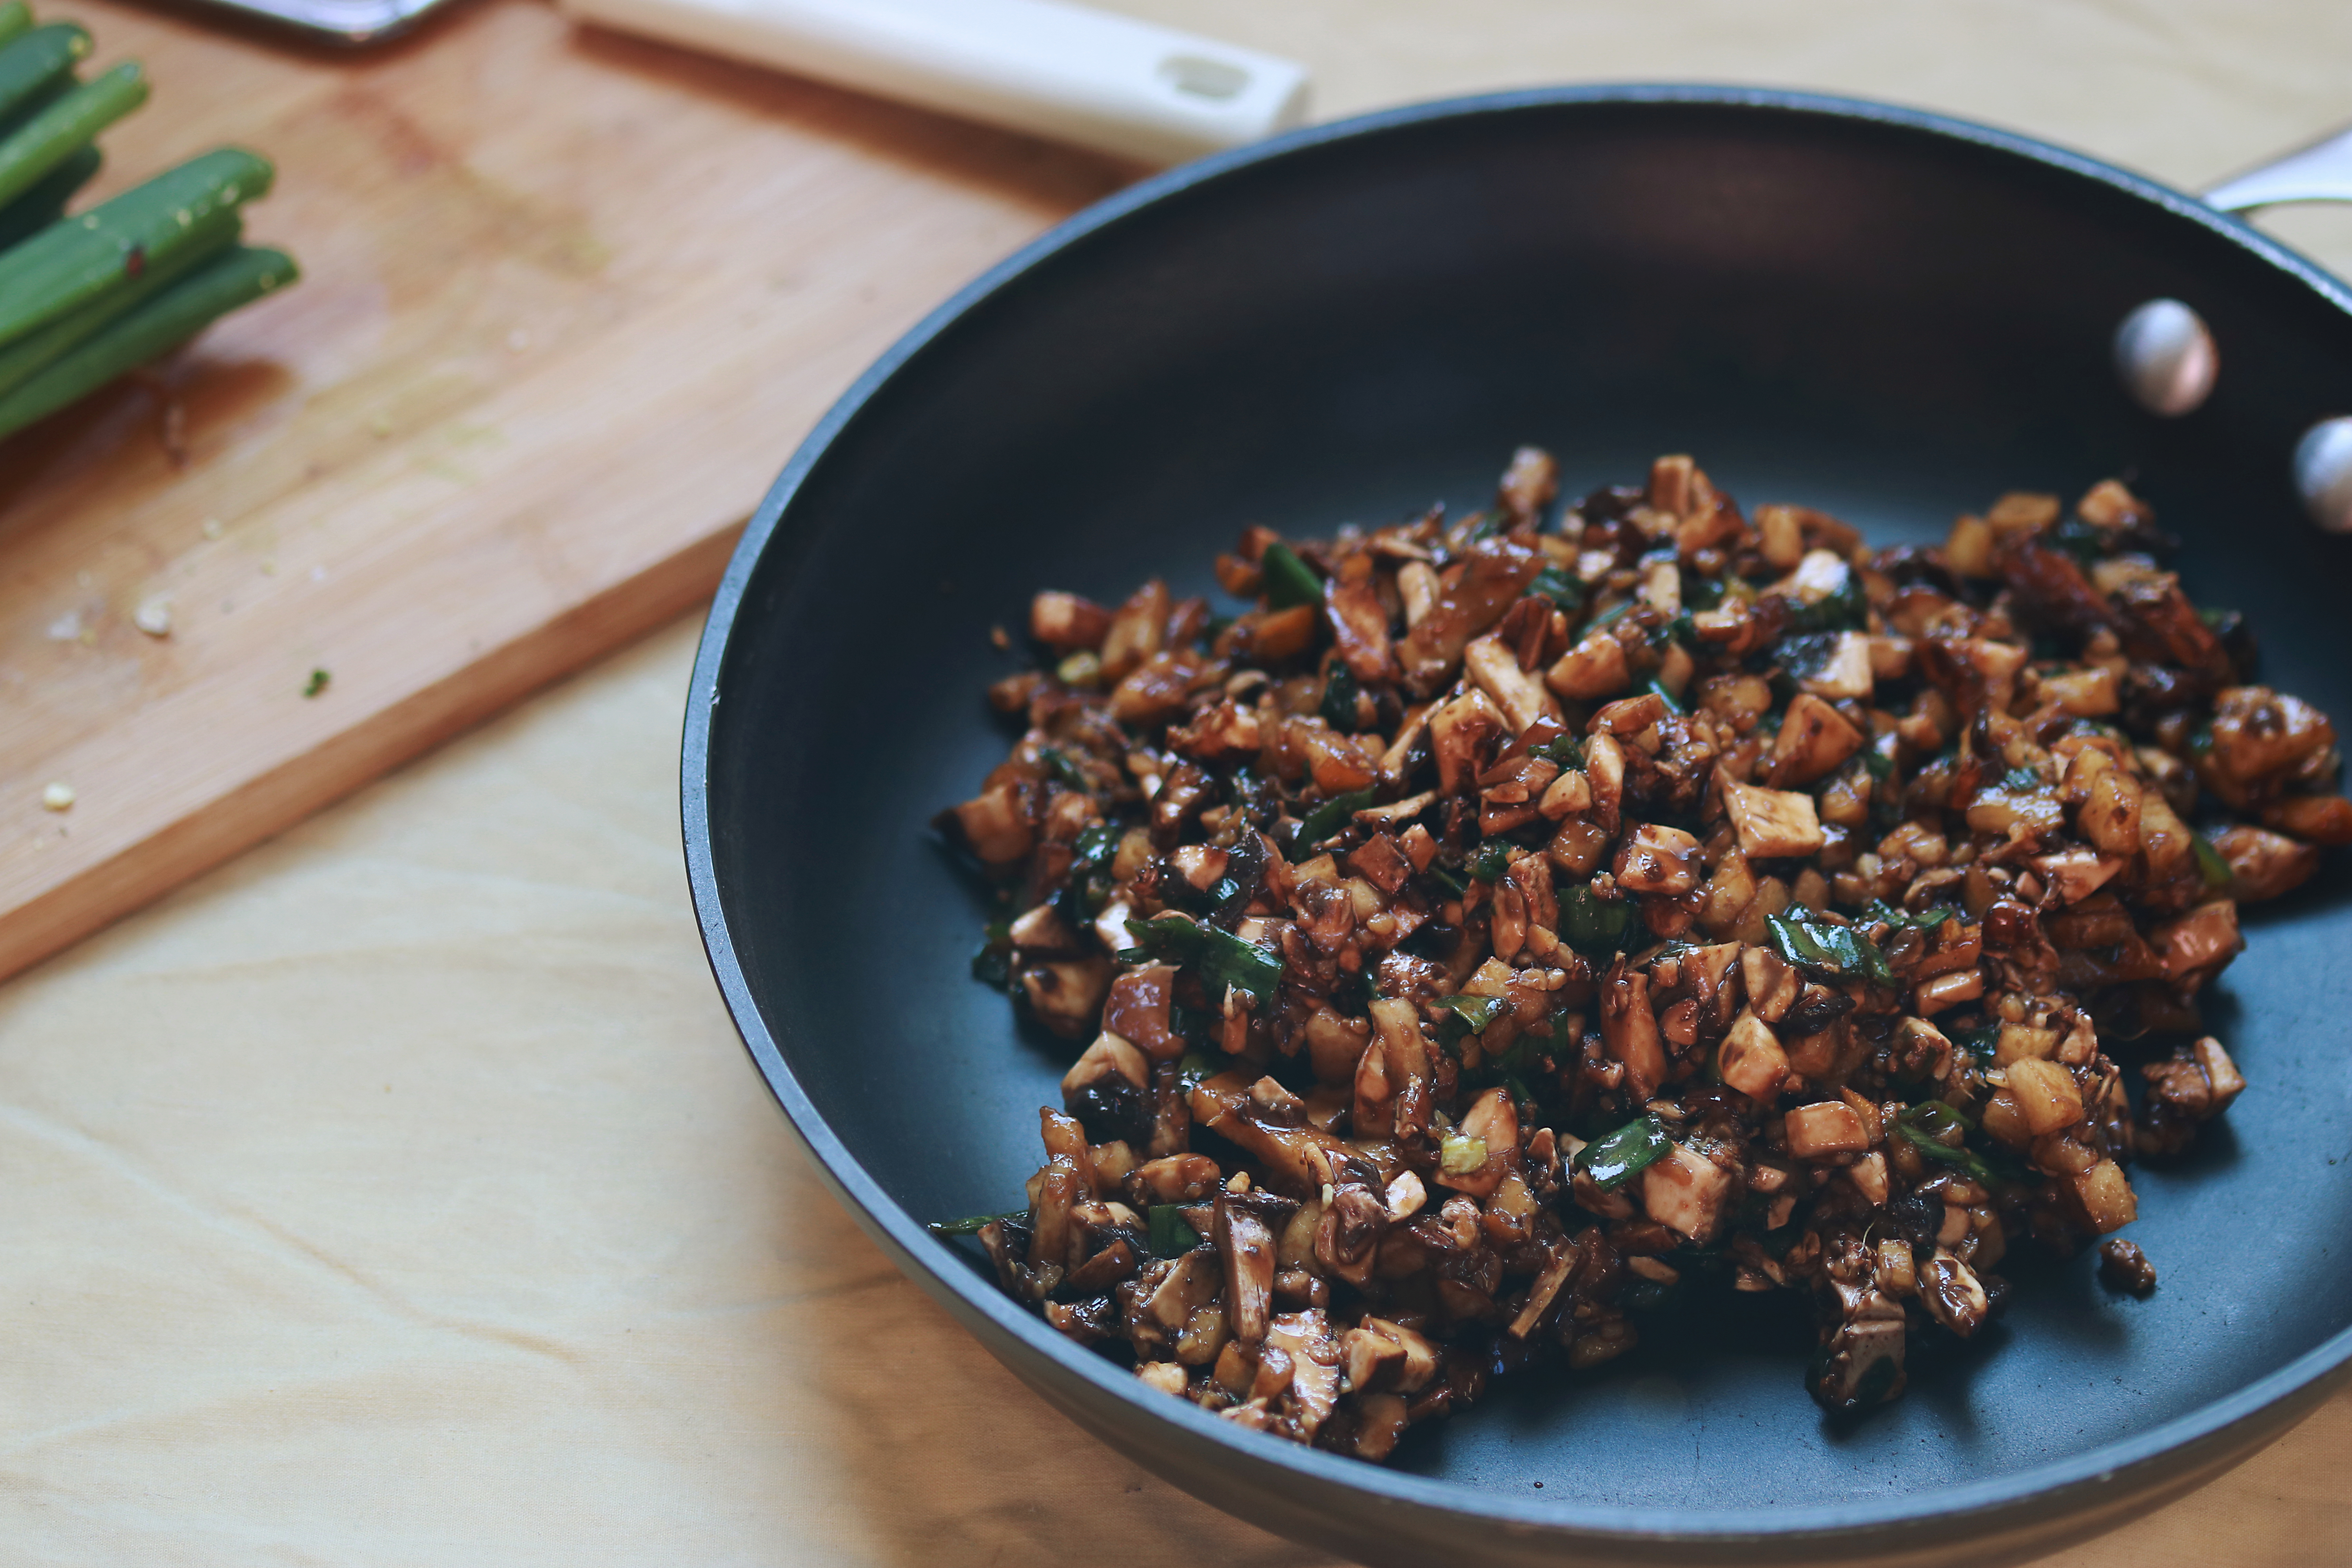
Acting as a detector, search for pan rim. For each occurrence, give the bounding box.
[681,82,2352,1549]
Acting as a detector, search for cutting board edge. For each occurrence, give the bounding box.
[0,516,744,984]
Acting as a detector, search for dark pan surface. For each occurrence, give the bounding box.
[684,89,2352,1564]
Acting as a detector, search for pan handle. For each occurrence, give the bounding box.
[555,0,1309,166]
[2203,124,2352,212]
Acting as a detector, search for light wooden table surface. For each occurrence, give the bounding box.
[7,2,2352,1562]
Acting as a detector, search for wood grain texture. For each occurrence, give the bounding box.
[0,0,1122,983]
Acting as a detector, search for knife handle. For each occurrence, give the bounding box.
[556,0,1312,166]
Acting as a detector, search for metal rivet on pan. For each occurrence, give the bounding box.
[2114,299,2219,416]
[2294,417,2352,533]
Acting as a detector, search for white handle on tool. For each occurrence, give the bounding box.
[556,0,1312,166]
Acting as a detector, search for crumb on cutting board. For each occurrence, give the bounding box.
[41,782,74,812]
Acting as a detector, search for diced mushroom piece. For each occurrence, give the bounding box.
[1581,691,1675,738]
[2071,1159,2138,1233]
[1784,548,1851,603]
[1313,1180,1387,1286]
[1768,693,1865,787]
[1396,537,1543,693]
[1740,501,1800,568]
[1436,1087,1519,1198]
[1138,1250,1221,1337]
[2148,901,2243,990]
[1508,1241,1581,1340]
[1167,699,1262,760]
[1546,628,1633,701]
[2038,665,2120,717]
[1784,1101,1869,1159]
[1136,1360,1189,1397]
[1326,570,1399,685]
[1009,900,1082,955]
[2004,1057,2083,1134]
[1501,445,1560,523]
[1263,1309,1342,1434]
[1062,1030,1149,1098]
[2263,793,2352,846]
[1810,1283,1907,1411]
[1583,733,1628,833]
[1797,632,1875,701]
[1103,964,1186,1060]
[1428,686,1506,796]
[2099,1239,2159,1296]
[951,781,1034,865]
[2029,849,2123,906]
[1600,961,1667,1100]
[1740,944,1800,1024]
[1384,1169,1427,1219]
[1922,634,2028,715]
[1722,777,1827,860]
[1641,1142,1735,1244]
[1613,822,1704,896]
[1031,590,1112,650]
[2138,1036,2246,1154]
[1917,1249,1990,1337]
[1019,956,1112,1040]
[1965,782,2065,842]
[1130,1154,1224,1205]
[1717,1010,1790,1100]
[2207,686,2336,787]
[1640,559,1682,614]
[1341,1316,1443,1400]
[2135,787,2196,878]
[1396,560,1439,629]
[1539,768,1593,818]
[1357,998,1433,1145]
[1214,1196,1277,1345]
[1465,633,1561,734]
[1099,578,1171,679]
[1345,1392,1412,1461]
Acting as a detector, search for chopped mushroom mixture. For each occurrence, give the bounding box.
[937,450,2344,1459]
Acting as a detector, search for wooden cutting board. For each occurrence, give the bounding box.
[0,0,1124,980]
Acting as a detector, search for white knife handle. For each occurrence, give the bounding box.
[556,0,1312,166]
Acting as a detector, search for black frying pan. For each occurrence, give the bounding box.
[681,88,2352,1567]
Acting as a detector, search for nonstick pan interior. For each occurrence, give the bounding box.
[687,89,2352,1565]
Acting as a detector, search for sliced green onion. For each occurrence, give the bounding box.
[1534,733,1585,769]
[1646,678,1683,715]
[0,243,296,439]
[1261,541,1322,609]
[0,60,145,213]
[1578,1114,1671,1191]
[1767,910,1893,987]
[1439,1134,1489,1174]
[0,147,276,352]
[2192,832,2232,891]
[1035,743,1090,790]
[1434,993,1510,1034]
[0,139,96,252]
[1528,562,1584,612]
[1148,1204,1202,1256]
[927,1209,1023,1238]
[1290,786,1373,858]
[0,198,237,399]
[1125,913,1283,1004]
[0,24,88,131]
[1559,883,1632,956]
